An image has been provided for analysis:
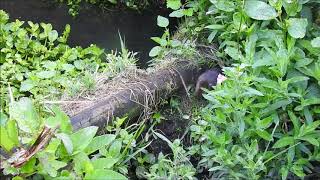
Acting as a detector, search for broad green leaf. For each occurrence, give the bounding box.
[213,0,235,12]
[0,127,15,151]
[157,16,169,28]
[224,46,241,60]
[108,140,122,158]
[45,106,72,133]
[169,9,184,17]
[71,126,98,154]
[244,0,277,20]
[167,0,181,10]
[48,30,58,42]
[287,18,308,39]
[311,37,320,48]
[56,133,73,155]
[183,8,193,16]
[10,97,40,133]
[149,46,162,57]
[84,134,116,154]
[7,120,19,146]
[273,136,295,148]
[36,70,56,79]
[92,157,118,169]
[256,130,272,141]
[37,153,67,177]
[84,169,127,180]
[20,79,36,92]
[257,116,273,129]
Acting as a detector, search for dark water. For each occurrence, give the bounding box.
[0,0,172,67]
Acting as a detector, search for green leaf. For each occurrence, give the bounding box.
[205,24,225,30]
[256,116,273,129]
[288,111,300,136]
[149,46,162,57]
[273,136,295,148]
[166,0,181,10]
[214,0,235,12]
[208,30,218,43]
[84,134,116,154]
[10,97,40,133]
[36,70,56,79]
[108,140,122,158]
[157,16,169,28]
[256,130,272,141]
[92,157,118,169]
[244,0,277,20]
[84,169,127,180]
[297,136,319,146]
[287,18,308,39]
[261,99,292,115]
[56,133,73,155]
[0,126,15,151]
[169,9,184,18]
[224,46,241,60]
[183,9,193,16]
[48,30,58,42]
[71,126,98,155]
[20,79,36,92]
[0,112,8,126]
[311,37,320,48]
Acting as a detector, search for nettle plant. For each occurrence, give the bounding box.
[187,0,320,179]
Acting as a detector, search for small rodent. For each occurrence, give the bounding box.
[195,69,226,97]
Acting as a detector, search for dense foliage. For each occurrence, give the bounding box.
[163,0,320,179]
[1,0,320,179]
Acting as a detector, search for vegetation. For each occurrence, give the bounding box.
[1,0,320,179]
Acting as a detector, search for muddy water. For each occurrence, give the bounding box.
[0,0,171,67]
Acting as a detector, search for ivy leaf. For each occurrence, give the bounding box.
[157,16,169,28]
[167,0,181,10]
[311,37,320,48]
[273,136,295,148]
[287,18,308,39]
[84,169,127,180]
[149,46,162,57]
[70,126,98,155]
[244,0,277,20]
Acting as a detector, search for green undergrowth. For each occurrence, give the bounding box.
[0,10,139,179]
[1,0,320,179]
[148,0,320,179]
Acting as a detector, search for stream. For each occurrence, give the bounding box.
[0,0,173,67]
